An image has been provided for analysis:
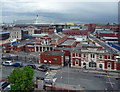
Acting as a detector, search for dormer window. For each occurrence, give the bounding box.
[42,38,49,45]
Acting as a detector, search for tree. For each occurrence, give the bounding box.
[8,66,35,91]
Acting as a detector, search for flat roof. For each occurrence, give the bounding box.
[0,32,10,34]
[32,33,48,37]
[103,37,118,39]
[26,45,34,47]
[41,51,64,56]
[60,39,75,46]
[14,39,36,47]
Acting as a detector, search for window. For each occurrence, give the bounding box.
[36,47,38,52]
[108,55,111,59]
[91,54,95,58]
[107,62,111,68]
[76,53,78,57]
[75,59,79,65]
[83,63,86,65]
[99,64,102,68]
[83,54,86,58]
[91,54,92,58]
[99,55,102,59]
[44,60,47,63]
[89,62,96,67]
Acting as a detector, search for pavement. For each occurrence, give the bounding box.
[54,82,83,90]
[1,64,120,91]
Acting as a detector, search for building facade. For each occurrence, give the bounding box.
[40,51,65,66]
[71,46,119,71]
[34,32,68,52]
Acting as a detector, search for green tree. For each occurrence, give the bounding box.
[8,66,35,91]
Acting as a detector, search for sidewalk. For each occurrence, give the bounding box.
[54,82,83,90]
[82,69,119,77]
[72,68,119,77]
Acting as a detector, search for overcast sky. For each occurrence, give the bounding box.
[0,0,119,23]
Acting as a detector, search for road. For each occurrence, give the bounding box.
[89,34,118,54]
[55,67,119,90]
[1,65,119,90]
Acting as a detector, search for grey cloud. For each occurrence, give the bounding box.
[1,2,118,23]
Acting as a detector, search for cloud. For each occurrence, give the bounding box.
[1,0,119,2]
[1,1,118,23]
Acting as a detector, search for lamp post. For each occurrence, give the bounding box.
[68,62,69,86]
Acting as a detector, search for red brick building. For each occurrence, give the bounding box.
[25,45,35,52]
[6,39,35,52]
[40,51,65,66]
[34,25,55,34]
[62,24,95,36]
[71,44,120,71]
[63,29,89,36]
[34,32,68,52]
[54,48,71,65]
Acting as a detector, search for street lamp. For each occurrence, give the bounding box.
[67,61,70,92]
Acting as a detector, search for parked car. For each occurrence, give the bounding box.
[37,65,48,72]
[2,61,13,66]
[4,84,11,90]
[0,81,10,89]
[26,64,36,69]
[12,62,23,67]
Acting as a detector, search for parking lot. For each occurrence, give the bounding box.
[1,63,120,91]
[1,52,120,91]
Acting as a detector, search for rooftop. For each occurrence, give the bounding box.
[60,39,75,46]
[103,37,118,39]
[0,32,10,34]
[14,39,36,47]
[41,51,64,56]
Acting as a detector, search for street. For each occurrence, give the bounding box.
[1,64,119,90]
[89,34,118,54]
[55,67,119,90]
